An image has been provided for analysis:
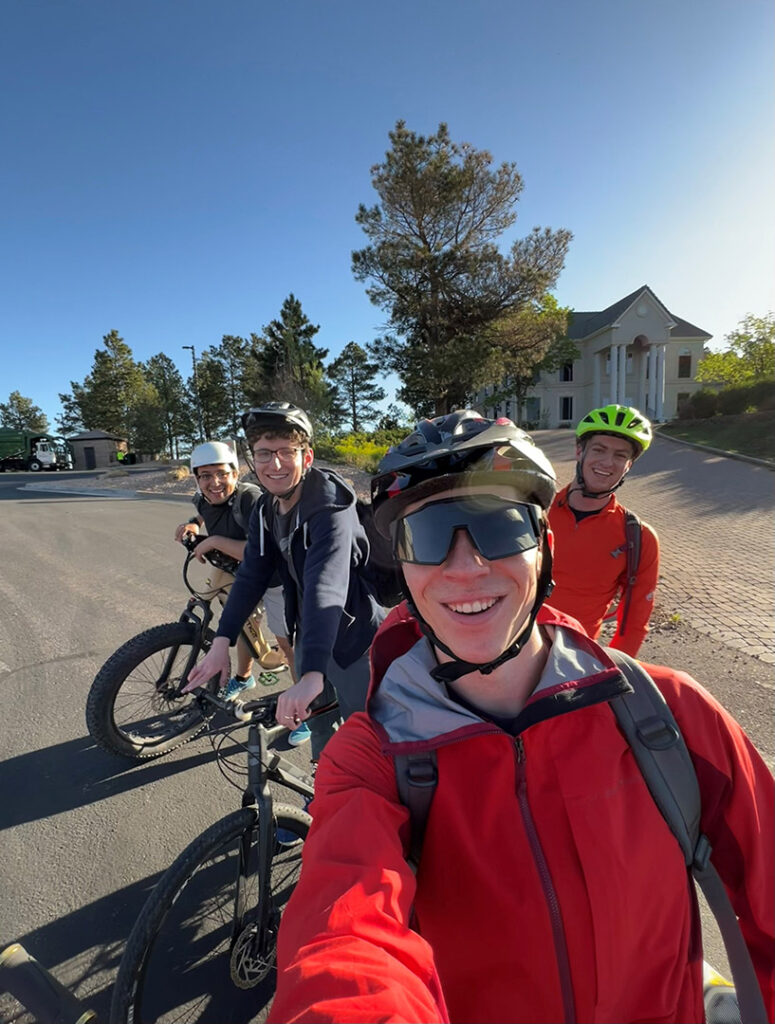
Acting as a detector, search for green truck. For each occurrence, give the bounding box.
[0,429,74,472]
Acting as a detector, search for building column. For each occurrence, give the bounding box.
[647,344,658,415]
[656,344,667,421]
[617,344,627,405]
[593,351,601,406]
[638,348,648,410]
[609,344,619,403]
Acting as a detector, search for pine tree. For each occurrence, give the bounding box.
[328,342,386,432]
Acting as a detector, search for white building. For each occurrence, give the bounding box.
[480,285,710,428]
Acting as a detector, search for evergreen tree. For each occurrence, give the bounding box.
[143,353,194,457]
[248,295,334,425]
[353,122,571,415]
[192,352,231,440]
[210,334,251,435]
[66,330,157,445]
[0,391,49,432]
[56,392,85,435]
[328,342,387,432]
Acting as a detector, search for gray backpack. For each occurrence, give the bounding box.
[394,648,767,1024]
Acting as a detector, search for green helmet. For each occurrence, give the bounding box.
[576,405,652,457]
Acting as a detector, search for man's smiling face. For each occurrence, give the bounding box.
[576,434,634,493]
[195,463,238,505]
[252,433,312,499]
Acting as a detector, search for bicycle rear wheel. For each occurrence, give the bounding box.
[86,621,214,759]
[110,804,310,1024]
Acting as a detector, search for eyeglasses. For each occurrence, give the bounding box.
[253,446,304,464]
[392,495,540,565]
[197,469,235,483]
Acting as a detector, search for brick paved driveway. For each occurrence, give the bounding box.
[535,431,775,665]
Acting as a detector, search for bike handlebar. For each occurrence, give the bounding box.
[0,943,100,1024]
[180,533,241,575]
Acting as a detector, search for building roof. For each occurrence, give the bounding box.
[67,429,126,441]
[568,285,711,341]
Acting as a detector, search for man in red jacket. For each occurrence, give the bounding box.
[548,404,658,656]
[268,411,773,1024]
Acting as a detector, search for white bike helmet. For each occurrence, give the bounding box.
[190,441,239,474]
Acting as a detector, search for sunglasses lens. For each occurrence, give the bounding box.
[394,496,539,565]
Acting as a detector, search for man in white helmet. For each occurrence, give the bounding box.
[174,441,302,724]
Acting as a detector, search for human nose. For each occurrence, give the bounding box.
[441,529,489,575]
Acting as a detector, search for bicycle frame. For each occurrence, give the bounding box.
[195,691,322,964]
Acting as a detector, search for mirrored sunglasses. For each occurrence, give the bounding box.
[392,495,540,565]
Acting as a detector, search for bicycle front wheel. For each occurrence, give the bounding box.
[86,621,214,759]
[110,804,310,1024]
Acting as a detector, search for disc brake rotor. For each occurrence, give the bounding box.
[229,923,275,988]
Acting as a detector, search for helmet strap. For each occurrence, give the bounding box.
[405,533,555,685]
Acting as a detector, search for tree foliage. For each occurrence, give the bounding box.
[0,391,49,432]
[63,330,159,446]
[328,342,386,432]
[248,294,336,426]
[143,353,194,457]
[697,312,775,387]
[482,295,573,424]
[353,121,572,415]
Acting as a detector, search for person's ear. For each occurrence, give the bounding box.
[303,446,314,470]
[574,441,583,461]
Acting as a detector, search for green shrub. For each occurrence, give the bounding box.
[679,389,718,419]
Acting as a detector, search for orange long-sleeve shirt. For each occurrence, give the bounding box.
[547,485,659,656]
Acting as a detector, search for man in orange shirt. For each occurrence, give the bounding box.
[548,404,658,656]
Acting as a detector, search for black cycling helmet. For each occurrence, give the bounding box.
[241,402,313,441]
[371,410,558,684]
[372,409,557,537]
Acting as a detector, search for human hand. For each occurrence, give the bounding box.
[275,672,325,728]
[175,522,199,543]
[182,636,231,691]
[192,535,218,563]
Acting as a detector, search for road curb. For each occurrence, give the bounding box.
[656,432,775,470]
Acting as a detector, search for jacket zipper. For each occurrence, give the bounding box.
[514,736,577,1024]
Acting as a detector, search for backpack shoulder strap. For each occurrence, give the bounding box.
[618,509,642,634]
[607,647,768,1024]
[394,750,438,874]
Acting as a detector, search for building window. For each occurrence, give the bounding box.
[560,396,573,421]
[678,354,691,378]
[560,362,573,382]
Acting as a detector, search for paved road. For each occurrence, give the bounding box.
[535,431,775,666]
[0,490,305,1022]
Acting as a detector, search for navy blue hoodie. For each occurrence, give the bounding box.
[216,466,385,675]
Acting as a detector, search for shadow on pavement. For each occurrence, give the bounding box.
[0,736,219,832]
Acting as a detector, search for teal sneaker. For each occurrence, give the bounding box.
[288,721,311,746]
[222,674,257,701]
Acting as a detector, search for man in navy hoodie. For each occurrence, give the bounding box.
[186,401,385,761]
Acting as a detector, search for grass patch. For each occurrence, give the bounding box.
[658,412,774,462]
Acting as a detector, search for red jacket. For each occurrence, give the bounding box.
[548,486,659,656]
[269,604,774,1024]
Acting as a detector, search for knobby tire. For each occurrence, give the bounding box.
[110,805,310,1024]
[86,621,214,759]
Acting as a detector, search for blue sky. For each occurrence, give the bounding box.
[1,0,773,430]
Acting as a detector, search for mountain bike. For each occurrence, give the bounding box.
[86,535,283,759]
[109,686,333,1024]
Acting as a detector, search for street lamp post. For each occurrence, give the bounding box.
[182,344,205,442]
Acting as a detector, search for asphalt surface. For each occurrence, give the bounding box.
[0,440,772,1020]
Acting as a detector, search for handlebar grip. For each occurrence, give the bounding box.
[0,943,100,1024]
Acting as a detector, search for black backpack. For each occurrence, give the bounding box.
[356,499,404,608]
[603,509,642,635]
[394,648,767,1024]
